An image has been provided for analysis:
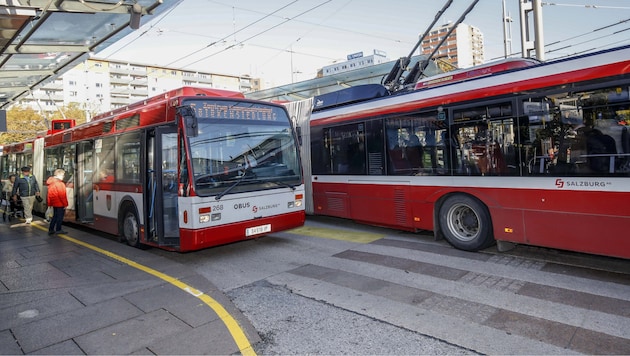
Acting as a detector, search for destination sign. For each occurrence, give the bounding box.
[188,100,280,121]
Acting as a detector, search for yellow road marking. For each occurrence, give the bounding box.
[288,226,384,243]
[32,223,256,356]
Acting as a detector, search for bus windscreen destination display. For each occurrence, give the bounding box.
[188,100,282,121]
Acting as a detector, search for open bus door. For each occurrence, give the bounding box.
[76,141,94,222]
[146,127,179,247]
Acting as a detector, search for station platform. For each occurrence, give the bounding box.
[0,216,259,355]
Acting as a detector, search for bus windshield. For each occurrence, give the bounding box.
[187,104,301,197]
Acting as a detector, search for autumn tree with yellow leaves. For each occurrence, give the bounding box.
[0,103,92,145]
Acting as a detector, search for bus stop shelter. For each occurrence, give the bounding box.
[0,0,174,110]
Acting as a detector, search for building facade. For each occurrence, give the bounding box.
[17,58,261,119]
[319,50,389,77]
[421,22,484,68]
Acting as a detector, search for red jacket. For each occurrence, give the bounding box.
[46,176,68,208]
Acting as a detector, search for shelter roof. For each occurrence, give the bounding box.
[0,0,172,109]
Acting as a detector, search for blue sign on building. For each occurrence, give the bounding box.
[347,52,364,60]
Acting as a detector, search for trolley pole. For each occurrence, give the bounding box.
[519,0,545,60]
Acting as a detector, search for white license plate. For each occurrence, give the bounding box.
[246,224,271,236]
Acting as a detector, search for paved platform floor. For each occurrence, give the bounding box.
[0,217,259,355]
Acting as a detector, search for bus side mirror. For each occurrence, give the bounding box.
[185,116,198,137]
[178,106,198,137]
[296,126,302,146]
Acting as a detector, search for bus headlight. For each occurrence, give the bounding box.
[199,214,211,223]
[291,193,303,208]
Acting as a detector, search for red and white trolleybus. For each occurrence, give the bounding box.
[298,45,630,259]
[1,87,305,251]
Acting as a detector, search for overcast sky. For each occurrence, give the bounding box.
[97,0,630,87]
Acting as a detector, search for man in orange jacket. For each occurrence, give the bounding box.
[46,168,68,235]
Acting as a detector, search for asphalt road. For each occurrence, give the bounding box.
[151,216,630,355]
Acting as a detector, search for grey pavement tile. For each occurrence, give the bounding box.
[0,249,26,262]
[21,241,80,259]
[48,252,124,274]
[165,299,222,329]
[70,278,165,306]
[129,347,154,355]
[97,264,160,282]
[144,319,239,355]
[1,260,21,269]
[0,289,72,309]
[15,251,81,267]
[74,309,191,355]
[29,339,84,355]
[123,283,198,313]
[0,291,83,330]
[0,263,70,291]
[124,284,220,328]
[0,329,22,355]
[12,297,143,354]
[152,262,201,281]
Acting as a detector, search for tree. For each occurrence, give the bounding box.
[0,103,96,145]
[49,102,92,126]
[0,105,47,145]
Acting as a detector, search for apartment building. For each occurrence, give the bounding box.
[421,22,484,68]
[18,58,261,118]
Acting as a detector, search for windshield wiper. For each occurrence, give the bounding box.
[269,180,296,191]
[215,167,254,200]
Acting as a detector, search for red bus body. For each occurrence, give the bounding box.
[1,87,305,251]
[301,45,630,259]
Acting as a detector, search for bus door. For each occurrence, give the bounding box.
[76,141,94,222]
[147,127,179,247]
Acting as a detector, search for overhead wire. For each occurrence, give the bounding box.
[177,0,333,69]
[257,0,355,73]
[164,0,301,68]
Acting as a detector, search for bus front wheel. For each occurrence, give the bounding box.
[122,210,141,248]
[438,194,495,251]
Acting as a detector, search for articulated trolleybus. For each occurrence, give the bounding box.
[1,87,305,251]
[299,45,630,259]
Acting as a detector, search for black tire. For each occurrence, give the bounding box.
[122,209,142,248]
[438,194,495,251]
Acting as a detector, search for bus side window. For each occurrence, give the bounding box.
[97,137,116,183]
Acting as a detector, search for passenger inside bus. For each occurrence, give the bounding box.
[99,169,114,183]
[406,134,424,171]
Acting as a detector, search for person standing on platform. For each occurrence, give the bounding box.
[12,166,41,224]
[46,169,68,235]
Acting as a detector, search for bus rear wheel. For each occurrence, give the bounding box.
[438,194,495,251]
[122,210,141,248]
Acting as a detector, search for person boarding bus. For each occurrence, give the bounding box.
[12,166,41,224]
[46,169,68,235]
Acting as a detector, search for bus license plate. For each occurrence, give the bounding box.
[246,224,271,236]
